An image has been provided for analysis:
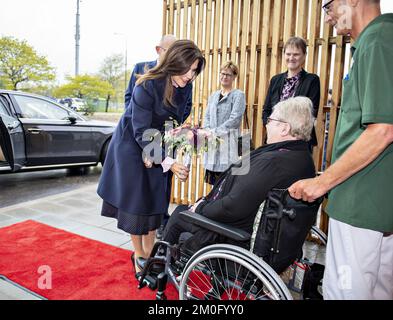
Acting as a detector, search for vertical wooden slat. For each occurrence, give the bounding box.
[246,0,260,137]
[168,0,175,34]
[314,20,334,233]
[176,0,182,38]
[237,0,250,92]
[326,36,345,170]
[297,0,309,39]
[255,0,272,148]
[199,0,213,198]
[162,0,168,35]
[182,0,189,39]
[190,0,197,41]
[283,0,297,43]
[189,0,205,203]
[211,0,222,92]
[221,0,230,62]
[230,0,240,63]
[307,0,322,74]
[281,0,298,71]
[270,0,284,80]
[314,17,333,170]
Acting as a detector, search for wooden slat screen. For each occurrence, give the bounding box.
[163,0,352,232]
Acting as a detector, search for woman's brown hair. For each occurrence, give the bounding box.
[283,36,307,55]
[136,40,205,107]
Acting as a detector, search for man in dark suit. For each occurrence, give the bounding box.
[124,34,177,109]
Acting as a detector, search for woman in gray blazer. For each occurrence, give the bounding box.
[202,61,246,185]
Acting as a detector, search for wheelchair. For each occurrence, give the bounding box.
[135,189,327,300]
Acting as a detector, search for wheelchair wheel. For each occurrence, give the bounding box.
[179,244,292,300]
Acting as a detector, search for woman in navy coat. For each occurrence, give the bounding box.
[97,40,205,273]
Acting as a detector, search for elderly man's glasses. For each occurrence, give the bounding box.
[322,0,334,14]
[267,117,287,124]
[158,46,168,52]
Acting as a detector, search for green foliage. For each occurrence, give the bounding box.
[53,74,115,115]
[53,74,115,100]
[0,36,55,90]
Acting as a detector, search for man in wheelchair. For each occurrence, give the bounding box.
[136,97,320,299]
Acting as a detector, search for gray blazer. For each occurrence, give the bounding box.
[203,89,246,172]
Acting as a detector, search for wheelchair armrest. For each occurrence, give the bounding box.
[179,210,251,242]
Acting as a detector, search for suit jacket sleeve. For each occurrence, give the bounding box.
[196,160,278,223]
[262,78,275,125]
[124,65,141,108]
[308,75,321,118]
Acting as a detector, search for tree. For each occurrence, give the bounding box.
[53,74,115,114]
[0,37,55,90]
[98,53,124,112]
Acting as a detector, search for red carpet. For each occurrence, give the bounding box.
[0,220,178,300]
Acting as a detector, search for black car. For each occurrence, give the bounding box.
[0,90,115,173]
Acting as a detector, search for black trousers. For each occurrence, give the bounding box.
[162,205,194,245]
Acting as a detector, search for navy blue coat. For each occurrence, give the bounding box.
[98,78,192,216]
[125,60,157,108]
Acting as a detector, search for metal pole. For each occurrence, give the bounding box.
[75,0,80,76]
[124,38,128,93]
[114,33,128,92]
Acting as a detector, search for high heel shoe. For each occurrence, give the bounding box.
[131,252,135,266]
[131,252,142,279]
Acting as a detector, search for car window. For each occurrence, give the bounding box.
[0,98,9,116]
[14,95,70,120]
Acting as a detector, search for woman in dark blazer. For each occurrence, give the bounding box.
[262,37,320,148]
[97,40,205,273]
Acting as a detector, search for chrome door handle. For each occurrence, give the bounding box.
[27,128,43,134]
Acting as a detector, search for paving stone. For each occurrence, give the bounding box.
[70,225,131,247]
[0,207,43,219]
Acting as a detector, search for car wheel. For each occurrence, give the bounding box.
[100,140,110,165]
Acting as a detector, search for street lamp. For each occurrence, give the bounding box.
[114,33,128,93]
[75,0,81,76]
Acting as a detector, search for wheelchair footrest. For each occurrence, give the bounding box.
[137,274,158,290]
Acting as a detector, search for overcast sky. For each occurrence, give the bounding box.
[1,0,392,85]
[0,0,163,84]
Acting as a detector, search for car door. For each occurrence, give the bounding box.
[0,95,26,171]
[10,94,94,166]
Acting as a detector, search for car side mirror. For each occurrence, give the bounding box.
[68,116,77,124]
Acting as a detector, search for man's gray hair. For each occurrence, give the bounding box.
[272,97,314,141]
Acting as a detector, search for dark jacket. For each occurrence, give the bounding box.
[262,70,320,146]
[125,60,157,109]
[98,78,192,215]
[195,140,316,235]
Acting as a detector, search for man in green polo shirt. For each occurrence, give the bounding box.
[289,0,393,300]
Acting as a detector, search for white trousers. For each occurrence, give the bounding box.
[323,218,393,300]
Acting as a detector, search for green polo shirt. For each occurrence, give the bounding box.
[326,14,393,232]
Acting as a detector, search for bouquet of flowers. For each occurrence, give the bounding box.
[163,119,221,168]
